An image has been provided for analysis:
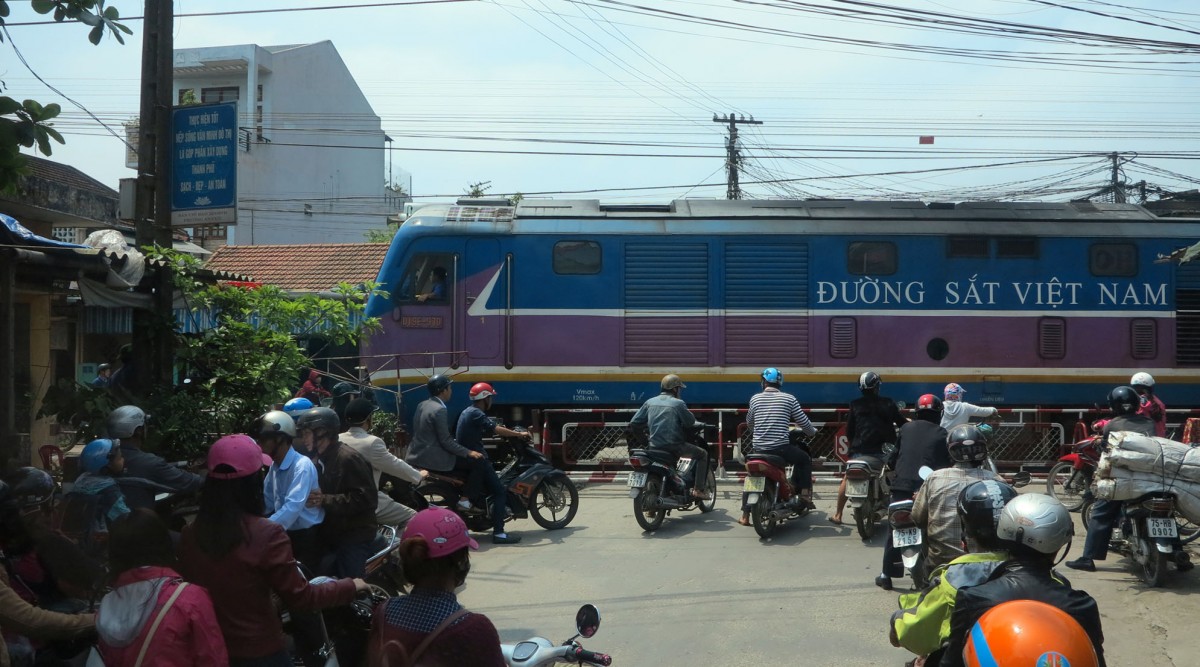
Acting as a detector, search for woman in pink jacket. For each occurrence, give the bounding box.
[95,509,228,667]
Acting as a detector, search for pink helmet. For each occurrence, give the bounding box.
[944,383,966,400]
[402,507,479,558]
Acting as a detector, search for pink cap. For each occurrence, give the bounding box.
[207,434,273,479]
[944,382,965,399]
[402,507,479,558]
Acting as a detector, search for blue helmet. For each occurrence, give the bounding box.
[283,397,314,416]
[79,439,118,473]
[761,368,783,385]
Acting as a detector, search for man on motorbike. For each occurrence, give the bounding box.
[1130,371,1167,437]
[106,405,202,511]
[909,424,1003,586]
[455,383,531,544]
[941,493,1106,667]
[739,368,817,525]
[831,371,907,526]
[878,394,950,590]
[340,398,427,534]
[630,374,710,502]
[891,479,1018,663]
[1066,385,1164,573]
[254,410,325,567]
[296,406,379,577]
[939,383,998,431]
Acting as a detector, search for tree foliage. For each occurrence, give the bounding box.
[0,0,131,192]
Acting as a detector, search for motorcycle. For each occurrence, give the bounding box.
[887,498,925,587]
[418,429,580,532]
[1046,435,1102,512]
[845,443,895,541]
[502,603,612,666]
[627,424,718,531]
[743,428,813,538]
[363,524,407,596]
[1083,492,1191,587]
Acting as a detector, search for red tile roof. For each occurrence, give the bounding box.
[204,243,390,291]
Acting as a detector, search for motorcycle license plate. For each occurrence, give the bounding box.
[676,457,692,472]
[1148,517,1178,539]
[893,527,922,548]
[848,481,869,497]
[627,471,648,488]
[744,476,765,493]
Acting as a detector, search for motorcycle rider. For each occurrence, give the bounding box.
[939,383,998,431]
[940,493,1105,667]
[282,397,313,418]
[106,405,202,511]
[296,406,379,578]
[455,383,531,544]
[1130,371,1167,437]
[962,600,1099,667]
[878,394,949,590]
[890,479,1019,663]
[1066,386,1163,573]
[908,425,1003,587]
[340,398,427,534]
[739,368,817,525]
[405,377,508,533]
[253,410,324,567]
[831,371,907,526]
[630,374,710,501]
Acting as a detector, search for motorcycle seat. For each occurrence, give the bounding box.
[630,448,677,465]
[847,455,884,473]
[745,453,788,469]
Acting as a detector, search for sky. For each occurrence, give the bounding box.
[3,0,1200,207]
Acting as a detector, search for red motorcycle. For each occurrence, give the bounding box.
[1046,422,1106,511]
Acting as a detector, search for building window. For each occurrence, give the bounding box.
[847,241,896,275]
[193,224,227,241]
[1090,242,1138,277]
[947,236,989,258]
[201,86,239,103]
[177,88,196,105]
[553,241,602,275]
[997,236,1038,259]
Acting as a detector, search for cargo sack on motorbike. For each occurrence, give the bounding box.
[891,552,1007,656]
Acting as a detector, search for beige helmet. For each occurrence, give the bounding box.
[660,374,686,391]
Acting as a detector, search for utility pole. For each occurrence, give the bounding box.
[713,113,761,200]
[135,0,175,389]
[1110,151,1126,204]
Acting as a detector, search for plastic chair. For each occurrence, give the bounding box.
[38,445,65,489]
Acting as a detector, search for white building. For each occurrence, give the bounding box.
[172,41,399,247]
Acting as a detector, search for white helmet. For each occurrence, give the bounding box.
[996,493,1073,555]
[1130,372,1155,389]
[106,405,146,439]
[253,410,296,440]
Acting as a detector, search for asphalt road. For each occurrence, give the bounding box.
[458,481,1200,666]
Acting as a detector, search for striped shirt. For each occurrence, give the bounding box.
[747,388,815,451]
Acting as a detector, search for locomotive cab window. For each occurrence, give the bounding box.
[1090,243,1138,277]
[847,241,896,275]
[947,236,989,258]
[395,253,454,303]
[553,240,602,275]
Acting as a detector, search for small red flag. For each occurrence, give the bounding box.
[919,136,935,145]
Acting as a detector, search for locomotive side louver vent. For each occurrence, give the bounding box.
[1038,317,1066,360]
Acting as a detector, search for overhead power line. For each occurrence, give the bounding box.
[1,0,478,26]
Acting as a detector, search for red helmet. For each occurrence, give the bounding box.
[917,393,943,414]
[469,382,497,401]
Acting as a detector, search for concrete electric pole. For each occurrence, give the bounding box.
[713,113,762,200]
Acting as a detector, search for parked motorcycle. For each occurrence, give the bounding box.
[627,424,718,531]
[888,498,925,587]
[502,604,612,666]
[1046,435,1102,511]
[743,428,813,539]
[417,429,580,532]
[845,443,895,540]
[1083,492,1191,587]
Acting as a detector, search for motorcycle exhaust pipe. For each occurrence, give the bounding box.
[656,497,686,510]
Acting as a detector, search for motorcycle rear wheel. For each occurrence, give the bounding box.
[1139,539,1167,587]
[853,504,877,541]
[634,477,667,532]
[1046,461,1087,512]
[697,468,717,513]
[530,478,579,530]
[752,482,777,539]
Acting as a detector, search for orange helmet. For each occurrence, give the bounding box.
[964,599,1098,667]
[469,382,497,401]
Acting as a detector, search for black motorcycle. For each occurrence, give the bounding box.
[417,430,580,532]
[626,424,718,531]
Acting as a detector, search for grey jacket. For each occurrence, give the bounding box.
[405,397,475,472]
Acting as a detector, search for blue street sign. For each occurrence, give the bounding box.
[171,101,237,225]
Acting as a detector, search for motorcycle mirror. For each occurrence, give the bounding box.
[575,604,601,638]
[1011,470,1032,488]
[896,401,907,410]
[918,465,934,481]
